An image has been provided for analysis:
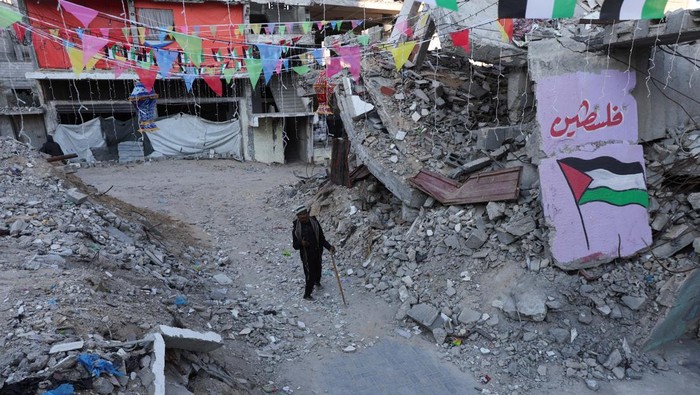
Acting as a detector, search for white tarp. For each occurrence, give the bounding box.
[148,113,242,160]
[53,117,106,163]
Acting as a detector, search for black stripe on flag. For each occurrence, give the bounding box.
[498,0,527,19]
[600,0,624,20]
[558,156,644,175]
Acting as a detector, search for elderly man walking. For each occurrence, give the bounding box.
[292,205,335,301]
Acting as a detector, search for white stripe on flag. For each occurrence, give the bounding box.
[619,0,646,19]
[526,0,556,18]
[586,169,646,191]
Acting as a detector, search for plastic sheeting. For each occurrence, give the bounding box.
[53,117,106,163]
[148,113,242,159]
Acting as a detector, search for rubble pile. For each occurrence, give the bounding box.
[278,121,700,392]
[0,137,253,394]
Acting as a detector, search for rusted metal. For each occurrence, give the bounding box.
[330,138,351,187]
[349,164,371,186]
[408,167,522,205]
[46,153,78,162]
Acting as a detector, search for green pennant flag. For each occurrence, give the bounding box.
[278,25,286,34]
[223,67,235,84]
[122,27,130,40]
[301,21,312,34]
[0,6,22,28]
[245,58,262,89]
[436,0,459,11]
[171,32,203,67]
[292,65,310,75]
[238,24,246,36]
[357,35,370,46]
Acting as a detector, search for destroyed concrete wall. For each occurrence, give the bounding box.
[529,39,700,143]
[533,65,652,269]
[250,117,286,164]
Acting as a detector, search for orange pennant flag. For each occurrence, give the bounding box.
[497,19,513,43]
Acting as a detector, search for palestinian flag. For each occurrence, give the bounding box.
[600,0,669,20]
[498,0,577,19]
[557,156,649,208]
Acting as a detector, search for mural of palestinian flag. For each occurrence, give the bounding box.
[557,156,649,208]
[498,0,577,19]
[600,0,669,20]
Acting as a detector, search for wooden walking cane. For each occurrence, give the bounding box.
[330,253,347,306]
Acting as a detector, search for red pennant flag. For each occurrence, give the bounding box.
[135,66,157,92]
[449,29,470,53]
[13,23,26,43]
[203,74,223,96]
[497,19,514,43]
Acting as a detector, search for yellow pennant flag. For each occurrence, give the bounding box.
[419,14,430,29]
[250,23,262,35]
[389,41,416,71]
[86,55,101,70]
[49,29,60,37]
[66,46,84,78]
[138,27,147,44]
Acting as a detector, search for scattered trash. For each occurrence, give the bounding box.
[44,383,75,395]
[77,353,125,377]
[480,374,491,384]
[174,295,187,306]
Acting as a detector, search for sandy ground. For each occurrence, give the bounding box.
[75,159,700,395]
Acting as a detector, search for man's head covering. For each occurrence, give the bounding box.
[294,205,308,215]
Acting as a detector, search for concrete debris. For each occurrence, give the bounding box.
[407,303,440,328]
[158,325,223,353]
[621,295,647,311]
[49,340,85,354]
[65,188,88,205]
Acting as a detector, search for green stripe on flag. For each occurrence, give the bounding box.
[552,0,578,18]
[578,187,649,207]
[642,0,668,19]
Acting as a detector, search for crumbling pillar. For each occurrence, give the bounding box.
[507,68,530,124]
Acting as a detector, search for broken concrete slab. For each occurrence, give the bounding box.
[475,126,523,150]
[503,213,536,237]
[457,308,481,325]
[448,157,492,179]
[348,95,374,119]
[145,332,166,395]
[652,230,699,259]
[66,188,88,205]
[689,193,700,211]
[212,273,233,285]
[158,325,223,353]
[407,303,439,328]
[49,340,84,354]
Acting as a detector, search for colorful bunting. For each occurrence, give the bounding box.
[497,18,514,42]
[435,0,459,11]
[292,65,310,75]
[113,62,125,78]
[100,27,109,37]
[311,48,324,65]
[65,46,84,77]
[278,25,286,35]
[389,41,416,71]
[223,67,235,84]
[285,23,294,33]
[264,24,273,34]
[326,57,342,79]
[449,29,470,53]
[251,24,262,34]
[135,66,158,92]
[0,6,22,29]
[154,49,178,78]
[58,0,99,28]
[85,55,100,70]
[257,43,284,84]
[237,24,246,36]
[301,21,312,34]
[330,21,338,31]
[245,58,263,89]
[357,35,370,46]
[137,27,146,44]
[337,45,361,81]
[203,74,223,96]
[183,68,197,92]
[81,34,110,66]
[121,27,130,40]
[316,21,325,30]
[351,20,361,29]
[171,32,203,67]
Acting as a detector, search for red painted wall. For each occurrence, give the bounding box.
[26,0,244,71]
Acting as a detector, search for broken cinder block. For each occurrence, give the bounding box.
[66,188,88,205]
[158,325,223,353]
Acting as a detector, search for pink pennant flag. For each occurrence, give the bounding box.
[326,57,342,79]
[351,20,361,29]
[337,45,361,81]
[58,0,99,28]
[100,28,110,37]
[82,34,110,66]
[285,22,294,33]
[316,21,325,30]
[394,20,413,38]
[113,62,125,78]
[179,26,188,34]
[274,59,283,75]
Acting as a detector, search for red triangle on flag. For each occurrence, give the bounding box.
[558,161,593,203]
[203,74,223,96]
[135,66,157,92]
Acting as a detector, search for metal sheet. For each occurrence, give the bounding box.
[409,167,522,205]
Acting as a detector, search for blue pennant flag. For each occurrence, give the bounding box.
[283,59,289,71]
[257,43,284,85]
[311,48,324,66]
[183,67,197,92]
[154,49,178,78]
